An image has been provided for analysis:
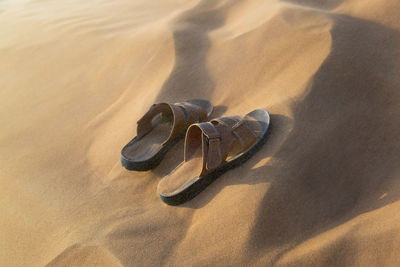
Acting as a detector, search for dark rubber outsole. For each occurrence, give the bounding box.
[121,133,184,171]
[159,122,272,206]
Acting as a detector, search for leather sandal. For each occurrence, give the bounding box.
[121,99,213,171]
[157,109,270,205]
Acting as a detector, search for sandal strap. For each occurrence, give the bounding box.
[185,115,257,176]
[185,122,223,173]
[211,116,257,148]
[175,101,208,123]
[136,101,208,143]
[196,122,222,171]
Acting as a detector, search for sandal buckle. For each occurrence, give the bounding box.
[205,134,221,142]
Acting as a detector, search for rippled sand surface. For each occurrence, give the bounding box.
[1,0,400,266]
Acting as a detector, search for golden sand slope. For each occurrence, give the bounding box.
[1,0,400,266]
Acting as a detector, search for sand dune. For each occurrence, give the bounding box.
[1,0,400,266]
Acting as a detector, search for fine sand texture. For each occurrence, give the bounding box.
[1,0,400,266]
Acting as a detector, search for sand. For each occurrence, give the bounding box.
[1,0,400,266]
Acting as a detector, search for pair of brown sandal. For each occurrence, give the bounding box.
[121,99,271,205]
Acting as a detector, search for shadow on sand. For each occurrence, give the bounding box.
[156,0,238,102]
[245,13,400,264]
